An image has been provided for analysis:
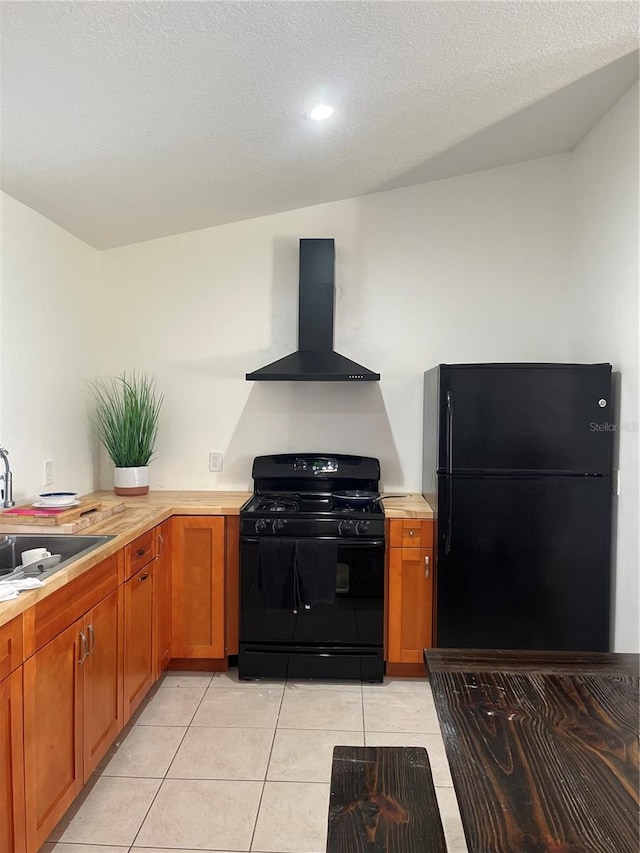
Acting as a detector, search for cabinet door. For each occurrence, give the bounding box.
[154,522,172,677]
[0,667,26,853]
[387,547,434,664]
[124,563,155,721]
[24,619,84,852]
[170,516,225,659]
[83,586,124,780]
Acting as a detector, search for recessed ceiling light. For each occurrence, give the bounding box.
[308,104,334,121]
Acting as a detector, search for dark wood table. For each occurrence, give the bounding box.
[424,649,640,853]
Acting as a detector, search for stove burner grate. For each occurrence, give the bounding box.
[329,500,378,514]
[256,495,300,513]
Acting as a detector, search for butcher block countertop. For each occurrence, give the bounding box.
[381,493,433,519]
[0,489,433,627]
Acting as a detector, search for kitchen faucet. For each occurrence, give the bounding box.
[0,446,15,508]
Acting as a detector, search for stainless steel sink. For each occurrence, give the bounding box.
[0,534,116,580]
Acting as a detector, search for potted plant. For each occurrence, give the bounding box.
[89,371,164,496]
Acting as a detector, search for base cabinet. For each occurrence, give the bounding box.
[170,516,225,659]
[387,520,435,667]
[23,584,123,852]
[0,667,26,853]
[23,618,84,852]
[11,510,230,848]
[124,562,155,721]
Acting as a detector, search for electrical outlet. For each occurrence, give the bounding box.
[44,459,53,486]
[209,452,223,473]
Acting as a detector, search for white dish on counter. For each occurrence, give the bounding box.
[32,499,79,509]
[37,491,79,507]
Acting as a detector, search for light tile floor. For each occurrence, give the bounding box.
[43,670,469,853]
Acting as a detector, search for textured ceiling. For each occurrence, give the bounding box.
[1,1,638,249]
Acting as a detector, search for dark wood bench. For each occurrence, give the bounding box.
[326,745,447,852]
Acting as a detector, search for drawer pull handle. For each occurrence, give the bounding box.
[139,572,149,582]
[136,547,147,558]
[424,555,430,578]
[408,529,414,537]
[87,624,95,656]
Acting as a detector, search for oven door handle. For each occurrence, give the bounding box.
[240,536,385,547]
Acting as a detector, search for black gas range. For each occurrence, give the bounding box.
[241,492,385,541]
[238,454,385,682]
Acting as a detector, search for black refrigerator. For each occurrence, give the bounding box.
[422,363,614,652]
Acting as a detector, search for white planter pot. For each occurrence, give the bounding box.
[114,466,149,496]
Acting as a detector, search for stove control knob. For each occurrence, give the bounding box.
[255,519,269,534]
[355,521,370,535]
[272,518,286,534]
[338,520,354,536]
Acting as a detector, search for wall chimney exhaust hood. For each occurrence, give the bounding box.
[246,239,380,382]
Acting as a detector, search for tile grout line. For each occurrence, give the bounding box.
[127,671,215,850]
[247,678,287,852]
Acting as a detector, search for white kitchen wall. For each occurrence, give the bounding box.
[568,83,639,652]
[99,154,571,492]
[0,192,101,501]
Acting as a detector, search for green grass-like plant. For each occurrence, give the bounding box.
[89,372,164,468]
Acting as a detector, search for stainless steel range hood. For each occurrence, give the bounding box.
[246,239,380,382]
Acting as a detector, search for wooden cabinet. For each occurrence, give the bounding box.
[23,618,84,851]
[170,516,225,660]
[124,562,155,721]
[83,587,124,778]
[10,509,231,849]
[0,667,26,853]
[387,519,434,672]
[123,523,159,720]
[23,582,123,852]
[154,522,172,677]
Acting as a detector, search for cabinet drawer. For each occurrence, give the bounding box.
[125,529,157,580]
[389,519,433,549]
[0,615,23,679]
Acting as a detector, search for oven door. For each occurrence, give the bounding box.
[239,537,384,681]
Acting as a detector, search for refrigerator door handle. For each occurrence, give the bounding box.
[446,391,453,474]
[443,477,453,556]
